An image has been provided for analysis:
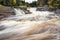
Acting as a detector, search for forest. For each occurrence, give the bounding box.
[0,0,60,8]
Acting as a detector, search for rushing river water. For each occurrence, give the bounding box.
[0,8,60,40]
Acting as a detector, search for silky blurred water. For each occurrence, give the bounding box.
[0,8,60,40]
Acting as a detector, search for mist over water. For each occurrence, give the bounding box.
[0,8,60,40]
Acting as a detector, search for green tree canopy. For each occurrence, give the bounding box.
[0,0,25,6]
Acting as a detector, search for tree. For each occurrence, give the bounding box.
[37,0,48,7]
[53,0,60,8]
[0,0,24,6]
[48,0,60,8]
[29,1,37,7]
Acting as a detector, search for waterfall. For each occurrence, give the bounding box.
[13,8,25,16]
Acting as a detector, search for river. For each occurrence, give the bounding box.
[0,8,60,40]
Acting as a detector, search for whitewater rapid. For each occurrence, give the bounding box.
[0,8,60,40]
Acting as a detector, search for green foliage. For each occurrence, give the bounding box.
[0,0,24,6]
[53,0,60,8]
[48,0,60,8]
[0,0,60,8]
[29,1,37,7]
[37,0,60,8]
